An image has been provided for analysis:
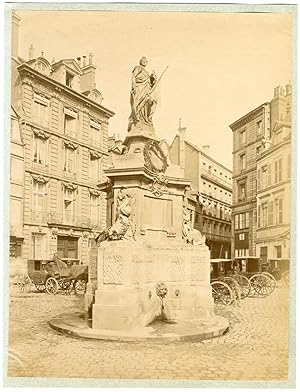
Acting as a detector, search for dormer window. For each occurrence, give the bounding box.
[66,72,74,88]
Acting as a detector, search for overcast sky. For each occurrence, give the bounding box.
[16,10,292,168]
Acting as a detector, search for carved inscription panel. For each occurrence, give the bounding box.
[170,255,185,281]
[191,255,207,282]
[103,253,124,285]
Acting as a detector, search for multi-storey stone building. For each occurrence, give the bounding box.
[256,109,291,262]
[230,83,291,259]
[10,105,25,275]
[169,127,232,259]
[10,13,114,269]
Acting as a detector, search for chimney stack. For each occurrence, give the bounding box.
[11,12,21,58]
[273,85,284,98]
[285,81,292,96]
[271,85,288,130]
[80,53,97,92]
[77,57,81,67]
[82,55,87,67]
[29,44,34,60]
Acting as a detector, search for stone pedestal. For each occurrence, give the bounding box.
[91,128,215,334]
[92,241,213,331]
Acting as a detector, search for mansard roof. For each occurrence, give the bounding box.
[26,56,53,76]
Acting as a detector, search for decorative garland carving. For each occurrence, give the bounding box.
[51,227,58,240]
[143,140,168,173]
[149,173,169,197]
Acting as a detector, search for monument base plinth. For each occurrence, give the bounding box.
[92,241,214,331]
[49,312,229,342]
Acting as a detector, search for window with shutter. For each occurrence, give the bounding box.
[234,215,239,230]
[287,154,291,178]
[274,160,278,183]
[257,169,261,190]
[268,201,273,226]
[33,94,49,127]
[278,158,282,182]
[278,198,283,224]
[275,198,283,225]
[267,163,272,186]
[257,205,261,228]
[262,203,267,227]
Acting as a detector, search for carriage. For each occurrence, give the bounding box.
[17,256,87,295]
[210,259,252,308]
[233,256,276,296]
[261,258,290,286]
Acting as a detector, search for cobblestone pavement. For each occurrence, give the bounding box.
[6,284,289,381]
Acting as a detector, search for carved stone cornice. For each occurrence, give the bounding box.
[31,174,49,183]
[20,70,35,86]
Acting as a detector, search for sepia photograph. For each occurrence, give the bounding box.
[3,1,296,388]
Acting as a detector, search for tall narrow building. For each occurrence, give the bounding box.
[230,84,291,260]
[169,127,232,259]
[10,13,114,272]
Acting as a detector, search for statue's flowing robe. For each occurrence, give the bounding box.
[129,65,156,127]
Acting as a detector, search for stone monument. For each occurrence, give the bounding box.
[87,57,224,336]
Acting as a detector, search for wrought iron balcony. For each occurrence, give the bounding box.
[48,212,101,229]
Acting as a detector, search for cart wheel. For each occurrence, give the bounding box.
[234,274,251,298]
[281,270,290,287]
[17,274,32,293]
[262,272,276,293]
[74,280,86,295]
[222,277,240,303]
[35,284,46,293]
[45,277,59,295]
[249,274,273,296]
[58,278,74,295]
[211,281,234,308]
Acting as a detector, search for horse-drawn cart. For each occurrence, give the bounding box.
[17,256,88,295]
[234,256,276,296]
[210,259,251,308]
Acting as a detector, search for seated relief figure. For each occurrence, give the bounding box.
[182,208,206,246]
[97,188,134,243]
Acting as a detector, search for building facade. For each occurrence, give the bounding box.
[256,115,291,262]
[230,83,291,259]
[10,13,114,270]
[169,127,232,258]
[10,105,25,275]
